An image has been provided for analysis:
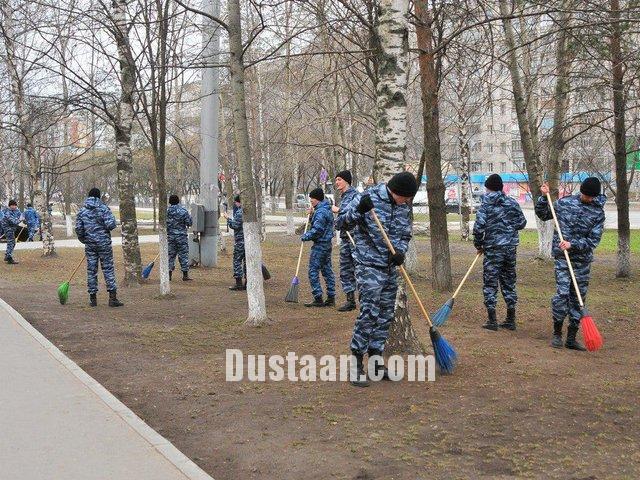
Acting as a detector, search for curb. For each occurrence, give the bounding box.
[0,298,214,480]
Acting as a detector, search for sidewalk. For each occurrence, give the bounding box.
[0,298,213,480]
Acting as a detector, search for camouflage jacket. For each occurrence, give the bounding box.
[535,194,606,262]
[167,204,192,239]
[23,207,40,228]
[302,200,335,244]
[335,186,358,239]
[473,191,527,249]
[227,205,244,243]
[75,197,117,247]
[1,208,22,229]
[338,183,412,269]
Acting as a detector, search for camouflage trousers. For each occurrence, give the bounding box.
[308,242,335,299]
[552,257,591,328]
[232,239,245,279]
[168,235,189,272]
[482,246,518,310]
[338,238,356,294]
[350,264,398,355]
[4,228,15,258]
[27,225,38,241]
[86,244,117,294]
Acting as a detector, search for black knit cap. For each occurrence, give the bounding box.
[8,199,17,206]
[88,188,101,199]
[234,195,241,203]
[309,187,325,201]
[484,174,503,192]
[387,172,418,197]
[580,177,601,197]
[169,195,180,205]
[335,170,352,185]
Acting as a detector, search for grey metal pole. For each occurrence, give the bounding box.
[198,0,221,267]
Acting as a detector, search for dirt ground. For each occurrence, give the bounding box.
[1,235,639,479]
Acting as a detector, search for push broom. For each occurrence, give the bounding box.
[57,255,86,305]
[370,210,458,373]
[545,192,603,351]
[431,252,482,326]
[285,211,312,303]
[142,252,160,279]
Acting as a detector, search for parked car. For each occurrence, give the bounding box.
[445,197,481,214]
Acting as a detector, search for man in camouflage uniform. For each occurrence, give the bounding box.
[338,171,416,387]
[2,200,22,264]
[331,170,358,312]
[224,195,246,291]
[75,188,123,307]
[473,174,527,331]
[167,194,193,281]
[302,188,336,307]
[23,203,40,241]
[535,178,605,351]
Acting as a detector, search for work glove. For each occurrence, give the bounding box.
[357,195,374,214]
[389,252,405,266]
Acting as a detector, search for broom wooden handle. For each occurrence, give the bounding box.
[151,251,160,263]
[545,192,585,307]
[15,225,26,243]
[294,210,313,277]
[68,255,86,283]
[346,230,355,246]
[370,210,434,328]
[452,252,481,299]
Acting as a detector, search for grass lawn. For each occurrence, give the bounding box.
[515,229,640,254]
[1,235,638,479]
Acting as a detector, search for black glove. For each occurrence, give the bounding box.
[389,252,405,266]
[357,195,374,214]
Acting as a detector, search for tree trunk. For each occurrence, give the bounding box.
[374,0,423,356]
[114,0,142,286]
[227,0,269,325]
[1,0,55,256]
[610,0,631,278]
[499,0,551,259]
[415,0,452,291]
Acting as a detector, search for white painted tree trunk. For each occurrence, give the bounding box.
[66,215,73,237]
[243,222,269,325]
[374,0,423,355]
[286,210,295,235]
[158,228,171,296]
[536,217,554,260]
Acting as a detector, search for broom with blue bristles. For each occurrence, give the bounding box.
[431,252,482,326]
[141,252,160,279]
[285,210,312,303]
[370,210,458,374]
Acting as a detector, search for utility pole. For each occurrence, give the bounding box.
[198,0,221,267]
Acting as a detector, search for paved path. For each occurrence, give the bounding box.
[0,298,213,480]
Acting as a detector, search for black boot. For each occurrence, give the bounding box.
[368,350,390,381]
[229,277,245,291]
[108,290,124,307]
[304,296,325,307]
[169,270,172,281]
[499,307,517,331]
[89,293,97,307]
[565,325,586,351]
[350,353,370,387]
[551,320,563,348]
[337,291,356,312]
[5,256,18,265]
[483,309,498,331]
[324,295,335,307]
[182,270,192,281]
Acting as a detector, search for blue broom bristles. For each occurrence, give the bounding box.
[141,261,155,279]
[432,298,454,327]
[430,327,457,374]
